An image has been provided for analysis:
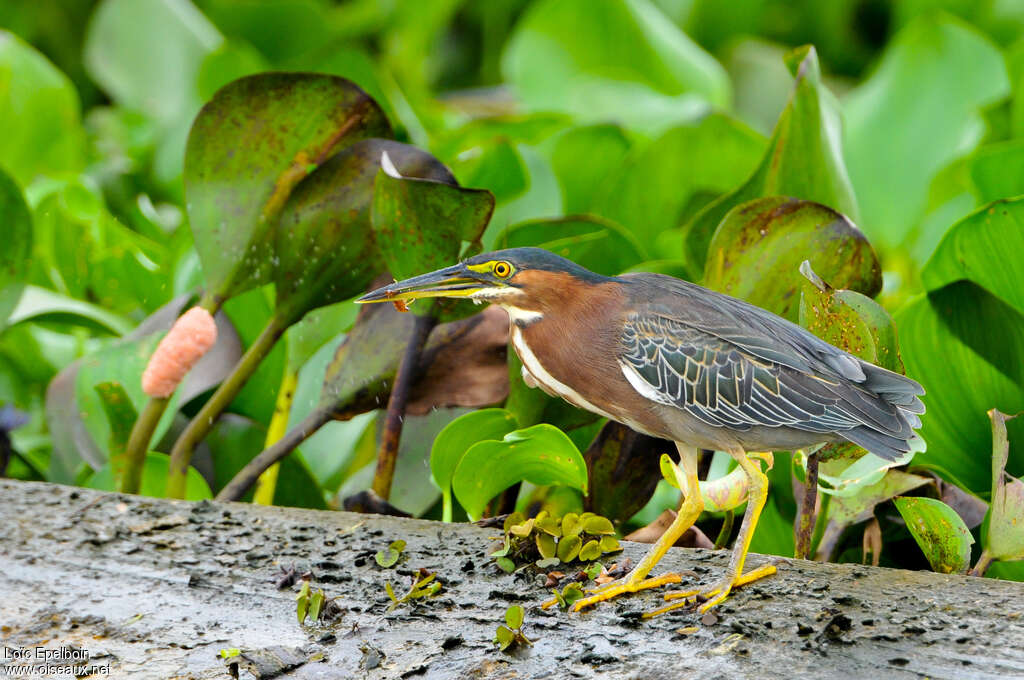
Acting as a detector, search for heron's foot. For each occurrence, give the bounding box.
[644,563,777,618]
[542,571,683,612]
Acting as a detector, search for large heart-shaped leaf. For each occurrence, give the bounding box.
[491,216,646,276]
[502,0,729,133]
[895,496,974,574]
[185,73,390,302]
[842,14,1009,250]
[703,198,880,321]
[548,124,631,215]
[0,30,85,184]
[681,46,857,274]
[594,114,765,249]
[0,168,32,329]
[274,139,459,322]
[922,197,1024,320]
[452,424,589,520]
[968,140,1024,205]
[896,282,1024,493]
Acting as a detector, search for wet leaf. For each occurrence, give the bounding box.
[430,408,518,519]
[492,216,646,277]
[451,424,589,521]
[895,496,974,574]
[579,540,602,561]
[536,532,556,559]
[843,14,1009,250]
[557,535,582,563]
[987,410,1024,561]
[704,198,880,322]
[375,539,406,568]
[896,282,1024,493]
[503,0,729,132]
[185,73,389,301]
[682,46,858,274]
[922,198,1024,320]
[505,605,524,630]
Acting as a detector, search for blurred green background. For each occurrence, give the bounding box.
[2,0,1023,578]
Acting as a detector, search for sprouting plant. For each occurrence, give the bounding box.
[375,539,406,568]
[494,605,533,651]
[385,568,443,611]
[489,510,622,573]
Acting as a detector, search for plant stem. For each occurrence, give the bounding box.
[120,397,168,494]
[216,408,332,501]
[166,314,288,499]
[714,509,735,549]
[253,367,299,505]
[969,550,994,578]
[371,313,436,500]
[794,453,820,560]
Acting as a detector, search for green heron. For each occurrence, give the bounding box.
[358,247,925,612]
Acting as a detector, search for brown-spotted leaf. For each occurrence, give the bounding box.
[185,73,390,302]
[582,421,668,524]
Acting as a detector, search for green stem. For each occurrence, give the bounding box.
[371,313,436,500]
[253,366,298,505]
[794,453,820,560]
[714,508,735,549]
[969,550,994,578]
[166,314,288,499]
[120,397,168,494]
[810,490,830,559]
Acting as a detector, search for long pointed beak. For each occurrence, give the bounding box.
[356,263,488,304]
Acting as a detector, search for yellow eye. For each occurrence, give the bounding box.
[493,261,512,278]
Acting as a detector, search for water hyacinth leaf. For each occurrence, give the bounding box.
[548,124,631,214]
[85,452,211,500]
[0,30,85,185]
[9,286,133,336]
[94,381,138,480]
[968,140,1024,205]
[896,283,1024,493]
[682,46,858,274]
[185,73,390,301]
[430,408,519,506]
[503,0,729,132]
[492,216,647,277]
[842,14,1009,250]
[987,410,1024,561]
[0,169,32,329]
[895,496,974,574]
[452,424,589,520]
[375,539,406,568]
[921,198,1024,320]
[506,605,524,630]
[274,139,458,321]
[594,114,765,247]
[704,198,880,321]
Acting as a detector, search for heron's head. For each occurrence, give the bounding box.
[356,247,609,317]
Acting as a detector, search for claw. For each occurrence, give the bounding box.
[650,562,777,617]
[570,572,683,612]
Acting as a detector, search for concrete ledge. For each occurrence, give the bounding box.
[2,479,1023,679]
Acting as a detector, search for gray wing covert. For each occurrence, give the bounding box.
[619,313,861,433]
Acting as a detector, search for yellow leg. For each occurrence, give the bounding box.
[659,448,775,614]
[571,444,704,612]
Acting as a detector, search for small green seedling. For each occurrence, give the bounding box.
[489,510,623,573]
[375,539,407,567]
[495,605,533,651]
[385,568,443,611]
[549,582,585,610]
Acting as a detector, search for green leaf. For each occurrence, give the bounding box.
[309,589,324,622]
[491,216,646,276]
[703,198,880,322]
[375,539,406,568]
[660,452,685,490]
[896,283,1024,493]
[578,540,602,561]
[451,424,589,520]
[185,72,390,301]
[561,512,582,538]
[842,14,1009,250]
[922,198,1024,320]
[430,408,519,514]
[0,168,32,329]
[495,557,515,573]
[536,532,557,559]
[8,285,133,336]
[296,580,310,623]
[494,625,515,650]
[85,452,212,501]
[681,46,858,275]
[505,605,524,630]
[556,535,582,563]
[547,124,632,214]
[93,381,138,482]
[987,410,1024,562]
[895,496,974,574]
[0,30,85,184]
[593,114,765,247]
[503,0,729,133]
[599,536,621,553]
[968,140,1024,205]
[582,515,614,535]
[196,39,268,102]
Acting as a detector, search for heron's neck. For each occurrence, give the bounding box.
[501,304,544,329]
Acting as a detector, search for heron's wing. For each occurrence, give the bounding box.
[619,313,865,433]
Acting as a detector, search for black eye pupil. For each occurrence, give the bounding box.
[496,264,509,276]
